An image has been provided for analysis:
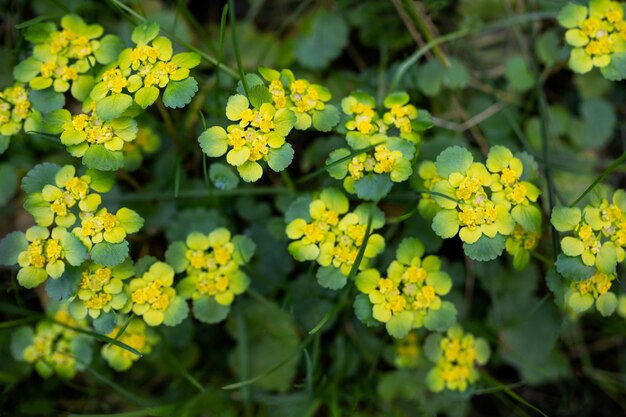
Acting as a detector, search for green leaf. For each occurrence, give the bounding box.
[198,126,228,157]
[165,241,188,273]
[93,312,117,334]
[463,234,506,261]
[550,206,581,232]
[58,231,87,266]
[569,98,616,150]
[163,78,199,109]
[557,3,588,28]
[71,75,95,102]
[267,144,294,172]
[248,84,272,108]
[353,294,379,327]
[17,267,48,289]
[312,105,340,132]
[194,297,231,324]
[237,161,263,182]
[28,88,65,114]
[417,59,444,96]
[131,20,160,44]
[285,195,312,223]
[596,292,617,317]
[511,205,542,232]
[90,242,129,267]
[385,311,413,339]
[505,55,534,92]
[423,333,443,362]
[431,210,459,239]
[442,58,469,89]
[555,253,595,281]
[294,11,348,70]
[13,57,41,82]
[353,173,393,201]
[0,231,28,265]
[232,235,256,264]
[210,162,239,190]
[86,169,115,193]
[535,30,561,67]
[226,299,300,391]
[45,266,80,302]
[163,297,189,326]
[316,267,347,290]
[42,109,71,134]
[595,243,617,274]
[423,301,457,332]
[568,291,594,313]
[94,34,124,64]
[171,52,201,69]
[0,136,9,154]
[82,145,124,171]
[435,145,473,178]
[96,94,133,121]
[600,52,626,81]
[134,86,160,108]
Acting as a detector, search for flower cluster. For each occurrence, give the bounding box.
[0,84,36,145]
[129,262,188,327]
[424,146,541,263]
[199,94,296,182]
[24,165,105,227]
[257,67,339,131]
[356,237,456,338]
[326,91,430,201]
[102,318,157,371]
[89,21,200,115]
[424,326,490,392]
[166,228,255,323]
[13,14,122,100]
[52,104,139,171]
[392,332,422,369]
[285,188,385,286]
[2,163,141,291]
[551,188,626,316]
[12,306,91,379]
[558,0,626,74]
[69,260,134,320]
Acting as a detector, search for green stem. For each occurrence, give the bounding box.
[569,151,626,207]
[228,0,249,96]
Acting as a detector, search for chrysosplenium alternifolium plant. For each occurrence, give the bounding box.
[6,4,626,399]
[559,0,626,80]
[551,188,626,316]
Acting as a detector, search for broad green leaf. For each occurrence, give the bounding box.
[248,84,272,108]
[163,297,189,326]
[0,231,28,265]
[210,162,239,190]
[550,206,581,231]
[505,55,534,92]
[385,311,414,338]
[131,21,160,44]
[267,144,294,172]
[10,326,34,361]
[600,52,626,81]
[28,88,65,114]
[96,93,133,121]
[423,301,457,332]
[82,145,124,171]
[353,173,393,201]
[45,266,80,301]
[134,86,160,108]
[596,292,617,317]
[194,297,231,323]
[555,253,595,281]
[435,145,473,178]
[232,235,256,264]
[90,242,129,267]
[0,164,18,206]
[353,294,379,327]
[164,241,188,273]
[312,105,340,132]
[93,312,117,334]
[198,126,228,157]
[463,234,506,261]
[294,11,348,70]
[162,78,198,109]
[316,266,347,290]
